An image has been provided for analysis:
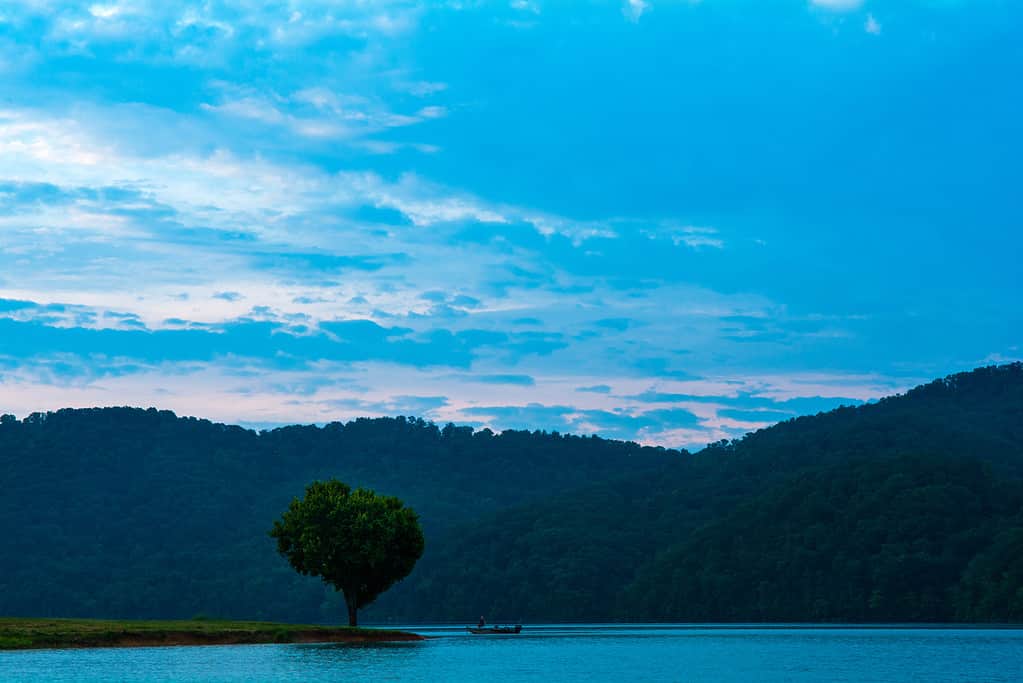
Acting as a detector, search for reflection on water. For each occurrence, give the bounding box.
[278,640,424,676]
[2,626,1023,683]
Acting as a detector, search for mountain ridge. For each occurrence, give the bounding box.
[1,363,1021,623]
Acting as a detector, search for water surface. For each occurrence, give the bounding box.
[2,625,1021,682]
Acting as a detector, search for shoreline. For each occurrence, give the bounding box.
[0,618,424,651]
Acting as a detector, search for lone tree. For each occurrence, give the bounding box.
[270,479,425,626]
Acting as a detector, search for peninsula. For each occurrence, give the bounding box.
[0,618,422,650]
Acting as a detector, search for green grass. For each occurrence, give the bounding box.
[0,617,418,650]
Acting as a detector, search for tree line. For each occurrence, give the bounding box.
[0,363,1021,623]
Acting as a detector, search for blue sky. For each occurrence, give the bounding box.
[0,0,1019,447]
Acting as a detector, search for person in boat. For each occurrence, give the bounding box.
[478,616,485,628]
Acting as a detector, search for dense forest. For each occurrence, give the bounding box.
[1,363,1022,623]
[621,454,1023,622]
[375,363,1023,622]
[0,411,675,622]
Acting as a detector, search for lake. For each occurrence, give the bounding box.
[2,625,1022,682]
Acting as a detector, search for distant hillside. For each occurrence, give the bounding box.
[621,453,1023,622]
[1,363,1021,624]
[0,410,676,622]
[373,363,1023,622]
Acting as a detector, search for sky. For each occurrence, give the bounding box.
[0,0,1019,448]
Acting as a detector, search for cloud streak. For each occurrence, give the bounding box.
[0,0,1016,447]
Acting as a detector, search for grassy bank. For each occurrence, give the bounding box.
[0,617,423,650]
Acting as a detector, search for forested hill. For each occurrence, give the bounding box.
[0,410,678,621]
[369,363,1023,623]
[620,453,1023,622]
[1,363,1022,624]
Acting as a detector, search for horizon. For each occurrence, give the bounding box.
[1,1,1020,448]
[9,361,1018,448]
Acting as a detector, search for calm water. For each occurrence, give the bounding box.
[2,625,1022,682]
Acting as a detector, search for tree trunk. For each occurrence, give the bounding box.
[345,591,358,627]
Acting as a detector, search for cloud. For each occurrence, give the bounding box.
[0,292,918,448]
[402,81,448,97]
[0,314,487,369]
[865,13,881,35]
[461,402,705,445]
[659,225,724,250]
[623,0,650,23]
[0,104,740,334]
[0,0,1010,450]
[510,1,541,14]
[322,395,450,415]
[473,374,536,386]
[200,84,447,143]
[0,298,36,313]
[810,0,864,10]
[1,1,423,65]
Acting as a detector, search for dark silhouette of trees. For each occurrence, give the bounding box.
[617,453,1019,622]
[0,408,671,622]
[0,363,1021,623]
[373,362,1023,622]
[270,480,424,626]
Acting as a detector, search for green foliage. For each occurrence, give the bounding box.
[955,526,1023,622]
[0,410,672,622]
[372,363,1023,623]
[270,480,425,625]
[620,454,1020,622]
[0,363,1021,623]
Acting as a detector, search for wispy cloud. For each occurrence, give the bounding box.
[200,84,447,143]
[0,0,1015,447]
[623,0,650,23]
[865,13,881,35]
[2,1,423,61]
[810,0,864,11]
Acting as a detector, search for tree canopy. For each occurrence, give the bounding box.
[0,363,1021,624]
[0,411,668,622]
[618,453,1022,622]
[270,480,425,626]
[371,362,1023,622]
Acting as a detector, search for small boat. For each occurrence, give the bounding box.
[467,624,522,634]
